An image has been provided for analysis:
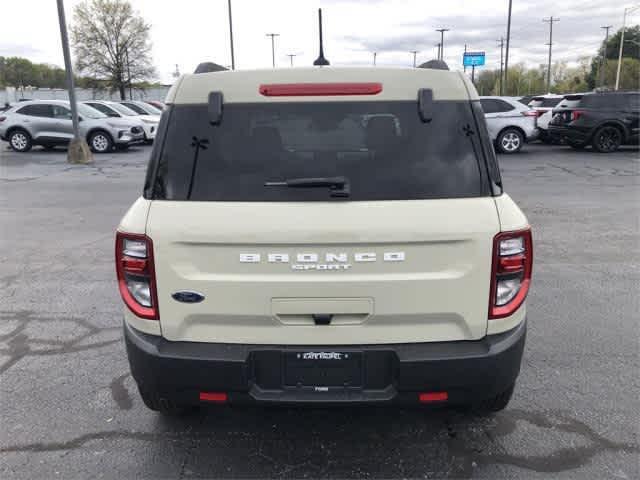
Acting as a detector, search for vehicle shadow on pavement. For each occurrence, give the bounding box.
[147,404,637,479]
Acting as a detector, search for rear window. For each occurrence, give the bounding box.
[580,93,638,109]
[149,100,491,202]
[529,97,562,108]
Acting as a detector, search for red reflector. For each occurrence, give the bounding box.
[122,256,148,274]
[498,254,525,273]
[259,82,383,97]
[199,392,228,403]
[419,392,448,403]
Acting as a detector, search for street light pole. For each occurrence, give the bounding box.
[436,28,449,60]
[436,43,441,60]
[599,25,612,87]
[615,5,640,90]
[227,0,235,69]
[373,52,377,66]
[543,16,560,93]
[266,33,280,68]
[287,54,296,67]
[504,0,513,95]
[410,50,418,67]
[55,0,91,163]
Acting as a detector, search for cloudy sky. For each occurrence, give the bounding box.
[0,0,635,83]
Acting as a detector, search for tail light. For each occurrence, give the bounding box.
[0,116,6,122]
[522,110,538,117]
[571,110,585,122]
[115,232,159,320]
[489,228,533,319]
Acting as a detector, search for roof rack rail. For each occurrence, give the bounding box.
[418,60,450,71]
[194,62,228,74]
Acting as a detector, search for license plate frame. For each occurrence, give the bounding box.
[284,351,363,388]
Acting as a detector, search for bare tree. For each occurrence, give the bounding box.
[71,0,155,99]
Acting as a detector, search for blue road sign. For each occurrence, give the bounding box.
[463,52,486,67]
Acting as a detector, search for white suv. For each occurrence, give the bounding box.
[117,66,532,415]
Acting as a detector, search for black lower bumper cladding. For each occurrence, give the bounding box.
[124,319,526,406]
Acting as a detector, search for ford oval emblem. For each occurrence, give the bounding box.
[172,291,205,303]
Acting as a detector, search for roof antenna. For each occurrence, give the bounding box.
[313,8,330,66]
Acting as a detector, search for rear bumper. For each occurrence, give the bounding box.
[124,319,526,406]
[548,125,590,144]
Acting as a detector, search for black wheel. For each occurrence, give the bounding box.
[568,141,587,150]
[88,130,113,153]
[591,125,623,153]
[138,386,198,416]
[496,128,524,154]
[472,384,515,414]
[8,129,32,152]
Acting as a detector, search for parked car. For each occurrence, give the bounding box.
[527,95,563,142]
[117,66,532,416]
[0,100,144,153]
[548,91,640,152]
[144,100,166,111]
[537,94,584,144]
[83,100,159,143]
[480,96,539,153]
[119,100,162,117]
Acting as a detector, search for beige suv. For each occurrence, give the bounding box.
[116,66,532,415]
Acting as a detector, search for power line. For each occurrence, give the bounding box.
[543,16,560,93]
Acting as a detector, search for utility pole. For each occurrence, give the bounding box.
[471,64,476,85]
[498,37,505,96]
[464,44,467,72]
[616,5,640,90]
[504,0,513,95]
[55,0,91,163]
[287,54,296,67]
[410,50,418,67]
[543,16,560,93]
[373,52,377,66]
[266,33,280,68]
[436,43,441,60]
[227,0,235,69]
[599,25,612,88]
[436,28,449,60]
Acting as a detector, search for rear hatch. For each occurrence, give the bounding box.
[550,95,585,126]
[146,83,500,345]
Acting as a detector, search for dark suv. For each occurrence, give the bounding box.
[548,92,639,152]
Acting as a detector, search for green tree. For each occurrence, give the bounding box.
[71,0,155,99]
[588,25,640,89]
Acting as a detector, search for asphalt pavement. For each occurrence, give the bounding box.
[0,142,638,479]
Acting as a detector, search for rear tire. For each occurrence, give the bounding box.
[496,128,524,154]
[88,130,113,153]
[591,125,623,153]
[138,386,198,416]
[8,129,32,152]
[472,384,515,414]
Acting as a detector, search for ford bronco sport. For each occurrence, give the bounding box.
[116,66,532,415]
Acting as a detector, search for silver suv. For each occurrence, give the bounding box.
[0,100,145,153]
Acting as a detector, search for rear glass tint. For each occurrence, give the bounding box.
[580,93,638,109]
[530,97,562,108]
[151,101,489,202]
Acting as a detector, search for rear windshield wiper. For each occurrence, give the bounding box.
[265,176,350,198]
